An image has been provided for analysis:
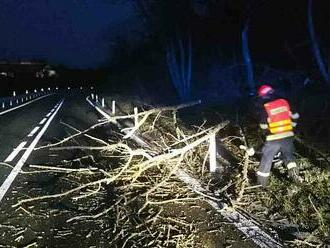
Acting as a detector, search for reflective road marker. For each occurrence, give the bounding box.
[0,94,52,116]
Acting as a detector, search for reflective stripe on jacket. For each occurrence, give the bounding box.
[264,99,294,140]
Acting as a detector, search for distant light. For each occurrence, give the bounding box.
[41,88,44,92]
[80,86,83,90]
[48,87,51,91]
[48,70,56,77]
[68,87,71,90]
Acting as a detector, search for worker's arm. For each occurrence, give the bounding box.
[290,108,299,127]
[259,123,268,129]
[255,98,268,129]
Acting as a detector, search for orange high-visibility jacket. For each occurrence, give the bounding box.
[263,99,294,139]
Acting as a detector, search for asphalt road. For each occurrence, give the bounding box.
[0,90,102,204]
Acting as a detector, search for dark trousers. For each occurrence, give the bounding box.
[257,137,295,186]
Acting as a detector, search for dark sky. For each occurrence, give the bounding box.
[0,0,328,70]
[0,0,138,68]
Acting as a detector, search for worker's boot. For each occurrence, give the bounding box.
[257,175,268,188]
[288,165,303,183]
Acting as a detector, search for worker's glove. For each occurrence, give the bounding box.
[291,112,300,119]
[247,147,255,156]
[239,145,255,156]
[259,123,268,130]
[288,167,304,183]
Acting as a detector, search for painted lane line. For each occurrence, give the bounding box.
[39,118,47,125]
[4,142,27,163]
[46,112,52,117]
[0,94,53,116]
[0,99,64,203]
[27,127,40,137]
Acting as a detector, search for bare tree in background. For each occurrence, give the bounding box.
[167,33,193,101]
[242,20,255,95]
[308,0,330,84]
[133,0,195,101]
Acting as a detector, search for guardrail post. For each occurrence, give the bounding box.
[10,100,12,106]
[209,133,217,173]
[95,94,98,102]
[25,90,28,94]
[134,107,139,127]
[112,100,116,115]
[2,102,4,108]
[16,99,19,104]
[91,93,94,100]
[21,98,23,103]
[101,98,105,107]
[13,91,16,97]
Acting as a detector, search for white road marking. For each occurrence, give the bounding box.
[46,112,52,117]
[0,99,64,203]
[4,142,27,163]
[0,94,53,116]
[39,118,47,125]
[27,127,40,137]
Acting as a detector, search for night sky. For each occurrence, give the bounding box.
[0,0,138,68]
[0,0,329,70]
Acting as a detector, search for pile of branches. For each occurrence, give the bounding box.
[11,101,229,247]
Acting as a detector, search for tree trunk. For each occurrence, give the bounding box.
[186,35,192,101]
[166,33,192,101]
[308,0,330,84]
[242,22,255,95]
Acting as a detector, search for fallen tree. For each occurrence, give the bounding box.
[6,99,330,247]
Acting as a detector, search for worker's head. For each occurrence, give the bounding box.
[258,84,274,98]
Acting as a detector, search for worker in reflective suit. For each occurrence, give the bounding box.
[255,84,303,187]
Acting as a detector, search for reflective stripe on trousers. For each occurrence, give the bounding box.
[257,137,295,186]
